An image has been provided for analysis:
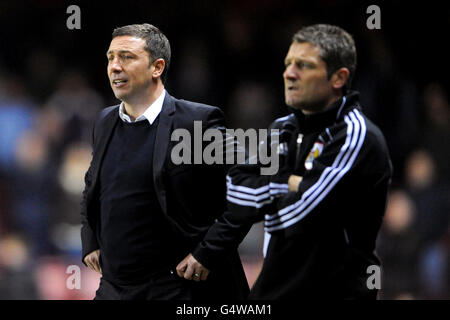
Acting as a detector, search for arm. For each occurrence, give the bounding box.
[176,107,249,279]
[178,110,293,279]
[265,110,368,233]
[223,117,296,226]
[80,121,100,270]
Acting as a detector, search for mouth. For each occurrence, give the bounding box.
[112,79,128,88]
[285,81,298,90]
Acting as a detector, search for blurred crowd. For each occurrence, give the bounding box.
[0,1,448,299]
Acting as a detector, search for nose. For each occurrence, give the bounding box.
[283,65,298,81]
[108,57,123,73]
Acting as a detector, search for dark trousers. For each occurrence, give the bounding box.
[94,270,195,300]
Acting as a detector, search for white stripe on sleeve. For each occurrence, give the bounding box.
[265,110,366,232]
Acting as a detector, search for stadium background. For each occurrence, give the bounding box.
[0,0,448,299]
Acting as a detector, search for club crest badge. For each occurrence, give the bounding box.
[305,141,324,170]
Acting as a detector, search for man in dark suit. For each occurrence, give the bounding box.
[81,23,250,300]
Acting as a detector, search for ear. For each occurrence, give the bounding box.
[151,58,165,80]
[330,67,350,90]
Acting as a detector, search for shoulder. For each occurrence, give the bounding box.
[328,108,382,142]
[97,104,119,123]
[169,95,225,128]
[324,107,390,157]
[347,108,389,153]
[174,97,222,117]
[337,108,391,168]
[361,114,391,162]
[269,113,296,130]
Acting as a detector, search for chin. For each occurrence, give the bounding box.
[113,91,127,101]
[286,99,302,110]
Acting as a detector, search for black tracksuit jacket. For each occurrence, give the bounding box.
[226,91,393,299]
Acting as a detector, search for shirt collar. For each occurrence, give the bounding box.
[291,91,360,134]
[118,89,166,125]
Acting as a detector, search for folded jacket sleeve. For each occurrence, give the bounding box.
[265,109,371,233]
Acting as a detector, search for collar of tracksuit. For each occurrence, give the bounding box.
[289,90,361,134]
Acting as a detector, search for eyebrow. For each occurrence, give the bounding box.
[284,57,316,65]
[106,49,135,57]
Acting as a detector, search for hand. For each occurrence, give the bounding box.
[288,174,302,192]
[176,253,210,282]
[84,249,102,274]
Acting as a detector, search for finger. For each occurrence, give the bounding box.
[94,262,102,274]
[90,259,99,273]
[192,271,202,282]
[176,265,186,278]
[84,257,92,268]
[176,262,187,278]
[87,262,96,272]
[183,264,194,280]
[96,253,102,274]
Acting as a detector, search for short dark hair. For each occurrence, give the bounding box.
[292,24,357,91]
[112,23,171,84]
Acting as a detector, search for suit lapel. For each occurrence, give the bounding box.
[88,106,119,203]
[153,93,176,214]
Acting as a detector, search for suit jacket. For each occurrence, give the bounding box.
[80,92,250,299]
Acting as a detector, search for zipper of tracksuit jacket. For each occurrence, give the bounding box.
[294,133,304,174]
[296,133,304,161]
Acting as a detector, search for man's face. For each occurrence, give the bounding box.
[106,36,153,102]
[283,42,334,113]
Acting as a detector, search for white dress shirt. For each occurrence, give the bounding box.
[118,90,166,125]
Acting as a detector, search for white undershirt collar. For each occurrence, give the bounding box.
[118,89,166,125]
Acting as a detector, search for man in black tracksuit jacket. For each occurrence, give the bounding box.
[225,24,393,299]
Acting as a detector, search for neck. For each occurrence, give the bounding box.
[301,92,342,115]
[123,82,164,121]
